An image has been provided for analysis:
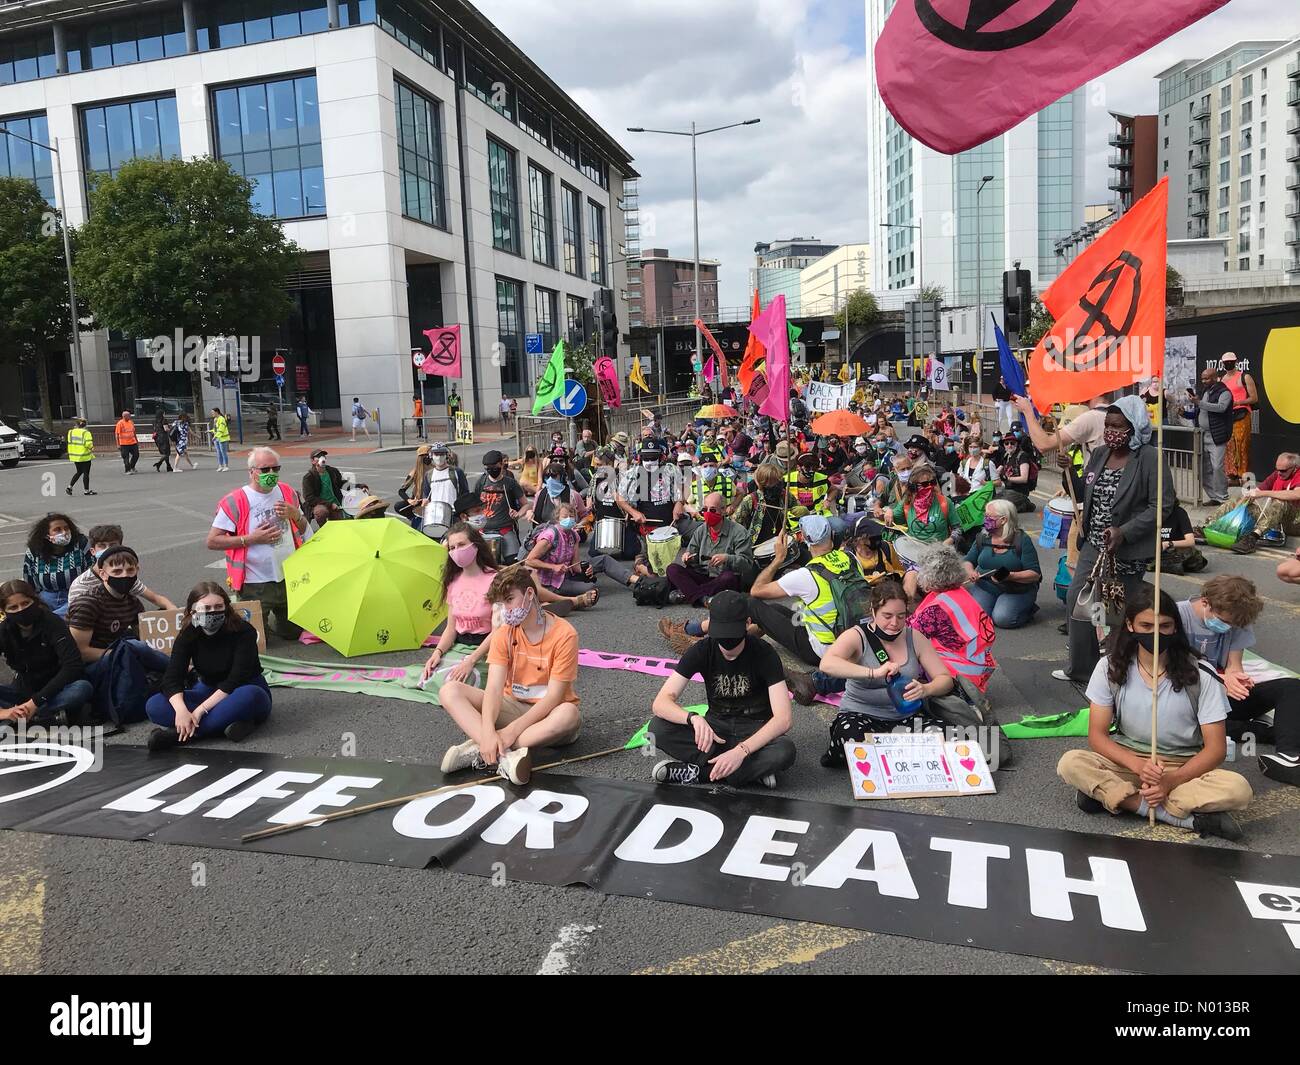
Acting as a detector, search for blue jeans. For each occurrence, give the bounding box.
[214,440,229,466]
[145,678,272,739]
[0,679,93,724]
[38,589,69,617]
[85,639,170,723]
[970,581,1039,629]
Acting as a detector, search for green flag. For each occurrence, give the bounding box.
[788,321,802,350]
[533,340,567,414]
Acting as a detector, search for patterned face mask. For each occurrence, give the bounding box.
[502,594,533,627]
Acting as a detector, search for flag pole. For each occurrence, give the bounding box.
[1147,405,1166,827]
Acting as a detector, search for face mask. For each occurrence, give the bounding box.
[716,636,746,653]
[945,445,956,454]
[467,514,488,529]
[192,610,225,636]
[7,605,37,626]
[1204,614,1233,634]
[49,531,71,547]
[432,455,448,468]
[992,437,1002,446]
[449,545,478,568]
[897,470,911,483]
[257,471,280,489]
[702,509,723,528]
[502,594,533,627]
[106,575,135,597]
[701,466,717,480]
[486,466,503,478]
[643,461,660,471]
[1103,428,1130,451]
[913,483,934,500]
[855,445,868,455]
[874,626,902,642]
[545,478,565,497]
[558,517,576,531]
[982,516,1000,533]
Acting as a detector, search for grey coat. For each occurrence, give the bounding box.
[1080,443,1175,561]
[683,518,755,580]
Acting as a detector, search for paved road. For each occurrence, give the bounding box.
[1,447,1297,975]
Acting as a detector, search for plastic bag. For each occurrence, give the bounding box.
[1205,502,1256,547]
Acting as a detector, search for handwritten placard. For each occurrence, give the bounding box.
[138,601,266,655]
[845,734,995,800]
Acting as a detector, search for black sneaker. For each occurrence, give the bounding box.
[1193,811,1243,841]
[1230,533,1260,556]
[785,668,818,706]
[757,773,778,789]
[64,486,72,495]
[652,759,701,786]
[147,727,179,752]
[1075,790,1104,814]
[224,720,255,742]
[1259,753,1300,787]
[819,749,844,768]
[667,590,688,606]
[1056,621,1068,635]
[1192,526,1208,545]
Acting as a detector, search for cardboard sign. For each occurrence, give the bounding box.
[846,734,995,800]
[806,380,856,412]
[138,601,267,655]
[454,411,474,445]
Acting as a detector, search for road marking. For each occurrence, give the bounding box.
[537,923,598,975]
[1116,781,1300,844]
[635,922,868,975]
[0,834,45,975]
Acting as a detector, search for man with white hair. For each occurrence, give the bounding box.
[206,447,308,639]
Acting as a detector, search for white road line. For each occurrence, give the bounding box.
[537,923,599,975]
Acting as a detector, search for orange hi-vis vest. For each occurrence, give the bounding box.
[217,483,303,591]
[916,588,997,693]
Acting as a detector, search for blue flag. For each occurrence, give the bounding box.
[992,313,1028,429]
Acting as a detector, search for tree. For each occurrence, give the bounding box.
[74,157,303,414]
[834,289,880,333]
[919,283,946,305]
[0,178,73,427]
[1016,295,1055,349]
[1166,265,1184,307]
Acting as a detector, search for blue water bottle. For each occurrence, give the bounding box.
[887,673,924,717]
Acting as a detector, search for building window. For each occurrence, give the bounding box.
[1220,85,1231,107]
[580,141,607,189]
[395,80,445,228]
[63,8,188,72]
[1219,186,1230,208]
[528,163,555,267]
[553,122,579,170]
[566,294,586,345]
[1240,179,1251,200]
[80,94,182,189]
[466,51,513,119]
[377,0,439,65]
[587,200,606,284]
[496,277,526,397]
[1218,210,1229,234]
[1241,154,1252,177]
[560,183,582,277]
[0,113,54,203]
[1240,101,1252,125]
[1241,74,1252,98]
[213,74,325,219]
[0,32,57,83]
[487,138,520,254]
[534,286,558,351]
[519,94,550,148]
[198,1,331,50]
[1219,161,1230,184]
[1220,136,1230,155]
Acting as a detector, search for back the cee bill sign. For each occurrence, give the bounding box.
[1,745,1298,974]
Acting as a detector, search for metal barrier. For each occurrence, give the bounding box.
[399,415,458,446]
[84,421,213,455]
[515,392,700,458]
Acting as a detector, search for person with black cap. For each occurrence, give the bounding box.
[302,449,348,526]
[472,450,526,561]
[648,590,795,788]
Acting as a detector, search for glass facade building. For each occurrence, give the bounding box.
[395,79,445,228]
[0,112,53,203]
[496,277,525,397]
[529,162,554,266]
[487,137,520,254]
[80,94,181,188]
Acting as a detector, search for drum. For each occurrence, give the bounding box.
[593,516,625,554]
[645,526,682,576]
[1040,496,1075,550]
[893,534,925,572]
[754,536,808,577]
[481,532,505,565]
[421,499,453,540]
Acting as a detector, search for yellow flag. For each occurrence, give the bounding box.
[630,356,650,393]
[838,362,850,383]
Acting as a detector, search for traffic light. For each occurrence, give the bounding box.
[580,306,596,347]
[1003,268,1032,339]
[597,288,619,354]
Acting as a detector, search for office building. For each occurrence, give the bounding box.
[638,247,719,327]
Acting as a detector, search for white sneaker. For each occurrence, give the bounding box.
[440,737,481,774]
[1051,669,1075,682]
[497,746,532,786]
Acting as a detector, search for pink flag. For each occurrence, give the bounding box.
[749,294,790,423]
[420,325,461,377]
[703,354,716,383]
[593,355,622,409]
[875,0,1231,155]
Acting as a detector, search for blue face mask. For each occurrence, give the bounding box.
[1204,614,1233,634]
[558,517,576,531]
[545,478,565,497]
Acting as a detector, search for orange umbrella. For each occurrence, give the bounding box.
[810,410,870,437]
[695,404,738,419]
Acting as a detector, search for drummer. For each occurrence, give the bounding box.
[730,464,787,548]
[784,451,837,530]
[586,448,636,561]
[397,442,468,533]
[666,491,755,606]
[589,441,684,588]
[845,519,905,583]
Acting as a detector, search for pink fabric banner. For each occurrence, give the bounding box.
[875,0,1231,155]
[420,324,462,377]
[593,355,622,409]
[749,294,790,422]
[577,648,840,705]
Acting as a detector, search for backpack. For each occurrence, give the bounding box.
[806,553,873,636]
[633,574,672,607]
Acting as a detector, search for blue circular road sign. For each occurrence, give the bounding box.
[553,379,587,418]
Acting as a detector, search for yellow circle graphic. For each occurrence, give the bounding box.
[1262,327,1300,424]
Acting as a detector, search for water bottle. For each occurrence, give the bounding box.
[887,673,924,717]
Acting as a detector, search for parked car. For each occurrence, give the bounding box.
[0,422,20,468]
[3,418,65,459]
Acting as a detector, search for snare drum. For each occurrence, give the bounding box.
[893,534,925,572]
[421,499,453,540]
[593,516,625,555]
[753,536,808,577]
[1042,496,1075,550]
[645,526,682,576]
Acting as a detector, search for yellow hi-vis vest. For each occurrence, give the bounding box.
[799,549,857,646]
[67,426,94,462]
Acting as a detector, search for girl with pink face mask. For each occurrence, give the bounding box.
[421,524,500,685]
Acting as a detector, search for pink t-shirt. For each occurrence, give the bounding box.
[447,568,495,636]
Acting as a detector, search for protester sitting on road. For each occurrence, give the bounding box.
[145,581,270,750]
[523,502,598,604]
[397,443,468,532]
[67,525,175,613]
[963,499,1041,629]
[0,580,93,726]
[729,463,786,547]
[666,490,755,607]
[438,565,582,785]
[65,546,170,723]
[1175,576,1300,787]
[817,576,955,766]
[1196,451,1300,555]
[353,495,389,518]
[785,450,836,528]
[1057,585,1250,841]
[1157,503,1204,575]
[995,432,1039,512]
[845,521,905,583]
[648,590,795,788]
[302,449,350,526]
[22,513,91,617]
[875,463,956,598]
[206,447,308,641]
[908,544,998,698]
[421,523,500,687]
[531,463,590,528]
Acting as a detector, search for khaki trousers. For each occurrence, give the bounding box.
[1057,748,1252,819]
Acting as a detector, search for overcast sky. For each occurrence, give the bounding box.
[477,0,1297,310]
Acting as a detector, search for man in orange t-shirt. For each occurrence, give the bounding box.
[412,393,425,440]
[114,410,139,475]
[436,566,581,784]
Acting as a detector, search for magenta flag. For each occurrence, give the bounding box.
[749,294,790,422]
[703,354,716,383]
[875,0,1231,155]
[593,355,622,409]
[420,325,462,377]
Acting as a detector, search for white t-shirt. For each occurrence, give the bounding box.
[499,398,512,414]
[424,465,460,512]
[775,567,823,657]
[1085,657,1229,757]
[212,485,296,585]
[1059,407,1108,461]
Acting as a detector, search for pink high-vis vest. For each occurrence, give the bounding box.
[218,483,303,591]
[913,588,997,694]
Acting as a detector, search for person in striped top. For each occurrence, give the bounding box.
[22,514,92,617]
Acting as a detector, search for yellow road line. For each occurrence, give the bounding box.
[1117,779,1300,844]
[0,854,44,975]
[635,922,868,975]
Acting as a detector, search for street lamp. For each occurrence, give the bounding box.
[627,118,760,380]
[1,126,88,421]
[879,216,924,389]
[975,173,994,414]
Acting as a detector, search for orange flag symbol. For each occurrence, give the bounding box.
[738,290,765,396]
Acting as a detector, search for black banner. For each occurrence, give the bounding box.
[2,744,1299,974]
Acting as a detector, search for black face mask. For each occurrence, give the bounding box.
[874,627,902,642]
[485,466,502,478]
[106,575,135,597]
[7,605,37,626]
[1133,630,1180,654]
[716,636,746,653]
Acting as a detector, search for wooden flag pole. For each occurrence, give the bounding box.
[1147,408,1166,827]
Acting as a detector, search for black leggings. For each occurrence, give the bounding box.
[69,461,92,490]
[824,706,942,765]
[1229,677,1300,756]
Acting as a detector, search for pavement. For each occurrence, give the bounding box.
[1,445,1298,975]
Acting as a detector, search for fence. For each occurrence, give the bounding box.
[84,421,214,455]
[514,392,700,458]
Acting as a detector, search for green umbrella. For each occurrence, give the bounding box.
[283,517,448,657]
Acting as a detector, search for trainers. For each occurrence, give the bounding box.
[652,759,701,786]
[1050,669,1079,682]
[657,617,700,656]
[224,720,255,742]
[65,486,72,495]
[1075,790,1104,814]
[1192,811,1243,841]
[147,727,179,752]
[785,668,819,706]
[1056,621,1068,635]
[497,746,532,786]
[1259,753,1300,787]
[758,773,778,789]
[667,589,688,606]
[440,737,481,773]
[1230,533,1260,555]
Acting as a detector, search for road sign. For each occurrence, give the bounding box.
[412,350,426,368]
[525,332,543,355]
[553,379,587,418]
[274,373,285,387]
[271,354,286,375]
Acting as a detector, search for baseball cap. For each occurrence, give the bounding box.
[638,441,663,458]
[430,441,449,454]
[675,452,694,465]
[707,590,749,641]
[799,514,832,544]
[310,448,329,460]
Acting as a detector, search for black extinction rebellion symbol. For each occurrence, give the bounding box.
[914,0,1078,51]
[428,330,458,367]
[1045,251,1143,373]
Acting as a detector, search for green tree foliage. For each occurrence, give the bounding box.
[834,289,880,333]
[919,283,946,305]
[1016,295,1055,349]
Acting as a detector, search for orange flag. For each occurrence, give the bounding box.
[1026,178,1168,413]
[738,290,764,396]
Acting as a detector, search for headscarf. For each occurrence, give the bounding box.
[1109,395,1153,451]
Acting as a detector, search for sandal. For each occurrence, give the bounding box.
[576,588,599,609]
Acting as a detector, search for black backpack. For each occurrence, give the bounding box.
[633,574,672,607]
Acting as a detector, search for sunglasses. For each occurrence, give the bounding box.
[701,506,722,514]
[255,465,282,473]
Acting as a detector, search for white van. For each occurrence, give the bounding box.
[0,422,20,468]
